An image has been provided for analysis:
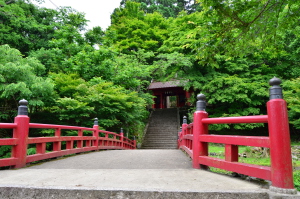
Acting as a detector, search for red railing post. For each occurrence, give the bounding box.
[193,94,209,169]
[225,145,238,162]
[53,128,61,151]
[178,127,182,149]
[93,118,99,149]
[11,99,30,169]
[120,128,124,149]
[182,116,188,149]
[267,77,296,193]
[133,136,137,149]
[77,129,83,148]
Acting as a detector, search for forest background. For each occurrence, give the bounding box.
[0,0,300,144]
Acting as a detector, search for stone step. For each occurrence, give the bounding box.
[143,138,177,141]
[147,129,178,132]
[148,124,178,126]
[147,127,178,130]
[146,131,178,133]
[144,133,177,135]
[143,139,177,142]
[142,146,177,149]
[145,132,177,134]
[143,136,177,138]
[142,145,177,148]
[143,136,177,139]
[143,108,180,149]
[142,143,177,146]
[143,137,177,140]
[147,126,178,128]
[141,144,177,146]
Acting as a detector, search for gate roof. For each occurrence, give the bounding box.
[148,80,186,90]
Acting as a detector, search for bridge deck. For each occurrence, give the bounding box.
[0,150,293,199]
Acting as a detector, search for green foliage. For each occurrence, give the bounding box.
[109,2,170,54]
[151,1,300,130]
[294,170,300,191]
[0,44,55,121]
[49,73,150,134]
[0,145,11,159]
[120,0,201,18]
[0,1,88,55]
[84,26,105,45]
[189,0,300,64]
[111,49,154,90]
[27,147,36,155]
[283,78,300,129]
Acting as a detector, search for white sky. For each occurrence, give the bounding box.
[34,0,122,30]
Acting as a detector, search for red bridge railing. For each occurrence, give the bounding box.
[0,100,136,169]
[178,77,297,194]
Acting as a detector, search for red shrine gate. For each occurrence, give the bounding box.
[148,80,192,109]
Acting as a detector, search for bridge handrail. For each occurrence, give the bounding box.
[201,115,268,124]
[0,102,136,169]
[178,77,296,194]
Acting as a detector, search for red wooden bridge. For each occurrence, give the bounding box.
[0,77,299,198]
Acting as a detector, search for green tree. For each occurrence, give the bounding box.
[0,44,55,121]
[154,6,300,130]
[84,26,105,45]
[189,0,299,64]
[283,78,300,129]
[49,73,151,136]
[120,0,200,17]
[0,0,89,55]
[109,1,170,54]
[111,49,154,91]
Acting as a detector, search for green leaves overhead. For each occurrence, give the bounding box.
[190,0,300,62]
[120,0,201,17]
[108,2,170,53]
[0,45,54,119]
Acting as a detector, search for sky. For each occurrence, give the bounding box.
[34,0,122,30]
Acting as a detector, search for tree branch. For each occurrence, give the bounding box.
[248,0,272,25]
[5,0,15,5]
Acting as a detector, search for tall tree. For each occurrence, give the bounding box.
[109,1,170,54]
[189,0,299,64]
[0,45,55,122]
[120,0,200,17]
[153,1,300,131]
[0,0,88,55]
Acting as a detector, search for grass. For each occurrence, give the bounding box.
[207,143,300,191]
[294,170,300,191]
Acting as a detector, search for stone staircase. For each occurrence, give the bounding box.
[142,108,179,149]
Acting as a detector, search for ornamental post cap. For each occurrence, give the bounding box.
[120,128,123,133]
[197,93,206,101]
[183,116,187,124]
[94,118,98,125]
[269,77,282,86]
[19,99,28,106]
[269,77,283,100]
[196,93,206,111]
[18,99,28,115]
